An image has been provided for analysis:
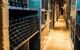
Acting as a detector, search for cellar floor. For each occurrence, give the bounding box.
[42,17,74,50]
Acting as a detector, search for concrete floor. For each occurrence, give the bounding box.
[42,17,74,50]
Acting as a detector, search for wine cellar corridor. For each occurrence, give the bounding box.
[0,0,80,50]
[42,16,73,50]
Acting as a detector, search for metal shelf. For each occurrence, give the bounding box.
[14,30,39,50]
[9,6,38,16]
[9,6,37,11]
[76,34,80,42]
[41,24,46,31]
[77,9,80,11]
[41,20,52,31]
[41,9,46,12]
[76,23,80,41]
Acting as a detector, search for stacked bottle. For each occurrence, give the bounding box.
[9,0,27,7]
[9,15,39,49]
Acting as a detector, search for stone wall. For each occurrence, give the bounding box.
[0,0,10,50]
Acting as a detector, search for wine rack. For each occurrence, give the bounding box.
[9,15,39,50]
[42,0,48,10]
[9,0,27,7]
[9,0,39,50]
[42,0,45,9]
[76,23,80,38]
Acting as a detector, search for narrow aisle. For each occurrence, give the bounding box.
[42,17,73,50]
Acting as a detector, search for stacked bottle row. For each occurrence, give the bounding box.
[9,0,27,7]
[76,5,80,40]
[9,15,39,49]
[76,23,80,37]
